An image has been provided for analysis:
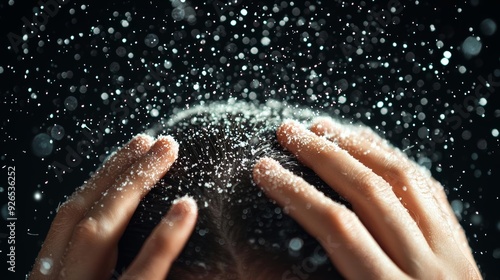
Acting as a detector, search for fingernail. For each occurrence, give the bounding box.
[168,196,197,221]
[281,119,303,132]
[311,117,343,138]
[277,120,306,143]
[253,157,281,188]
[132,133,155,146]
[111,134,155,162]
[156,135,179,153]
[149,135,179,162]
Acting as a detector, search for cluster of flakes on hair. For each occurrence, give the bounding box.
[147,101,332,264]
[151,101,322,197]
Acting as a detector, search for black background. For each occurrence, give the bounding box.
[1,0,499,279]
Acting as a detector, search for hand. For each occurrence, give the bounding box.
[30,134,198,280]
[253,118,482,279]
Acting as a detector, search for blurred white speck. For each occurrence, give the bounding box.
[150,108,159,117]
[493,248,500,259]
[288,237,303,251]
[436,40,444,49]
[492,129,499,137]
[462,36,482,57]
[164,60,173,69]
[34,191,42,201]
[261,37,271,46]
[39,258,53,275]
[144,33,159,48]
[480,18,497,36]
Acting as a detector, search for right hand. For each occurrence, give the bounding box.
[253,119,481,279]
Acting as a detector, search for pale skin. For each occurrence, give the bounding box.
[30,134,198,280]
[30,119,482,279]
[253,118,482,279]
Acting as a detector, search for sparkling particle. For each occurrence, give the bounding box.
[462,36,482,57]
[261,37,271,46]
[172,7,186,21]
[34,191,42,201]
[64,96,78,111]
[440,58,449,66]
[493,248,500,259]
[50,125,65,140]
[121,20,129,28]
[150,108,160,117]
[480,18,497,36]
[39,258,53,275]
[32,133,53,157]
[451,199,464,220]
[477,139,487,150]
[492,129,499,137]
[288,237,303,251]
[1,204,8,220]
[144,33,160,48]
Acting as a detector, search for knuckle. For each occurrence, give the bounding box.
[357,126,384,144]
[381,153,410,181]
[72,217,109,241]
[51,198,87,230]
[432,267,448,280]
[322,204,359,236]
[57,195,86,217]
[354,169,393,198]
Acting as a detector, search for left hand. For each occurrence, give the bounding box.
[30,134,198,280]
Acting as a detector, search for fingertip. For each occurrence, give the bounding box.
[255,156,279,168]
[277,119,301,134]
[153,135,179,161]
[277,119,304,145]
[253,156,275,171]
[133,133,156,146]
[125,133,155,153]
[156,135,179,152]
[310,117,337,136]
[253,157,283,187]
[172,195,198,214]
[165,196,198,225]
[123,197,197,280]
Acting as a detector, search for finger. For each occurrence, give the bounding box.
[59,136,179,280]
[277,120,434,275]
[30,134,154,280]
[310,118,465,253]
[311,118,482,278]
[253,158,407,280]
[430,179,479,270]
[120,196,198,280]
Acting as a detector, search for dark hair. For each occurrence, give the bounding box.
[117,101,348,279]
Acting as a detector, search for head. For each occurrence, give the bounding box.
[117,100,348,279]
